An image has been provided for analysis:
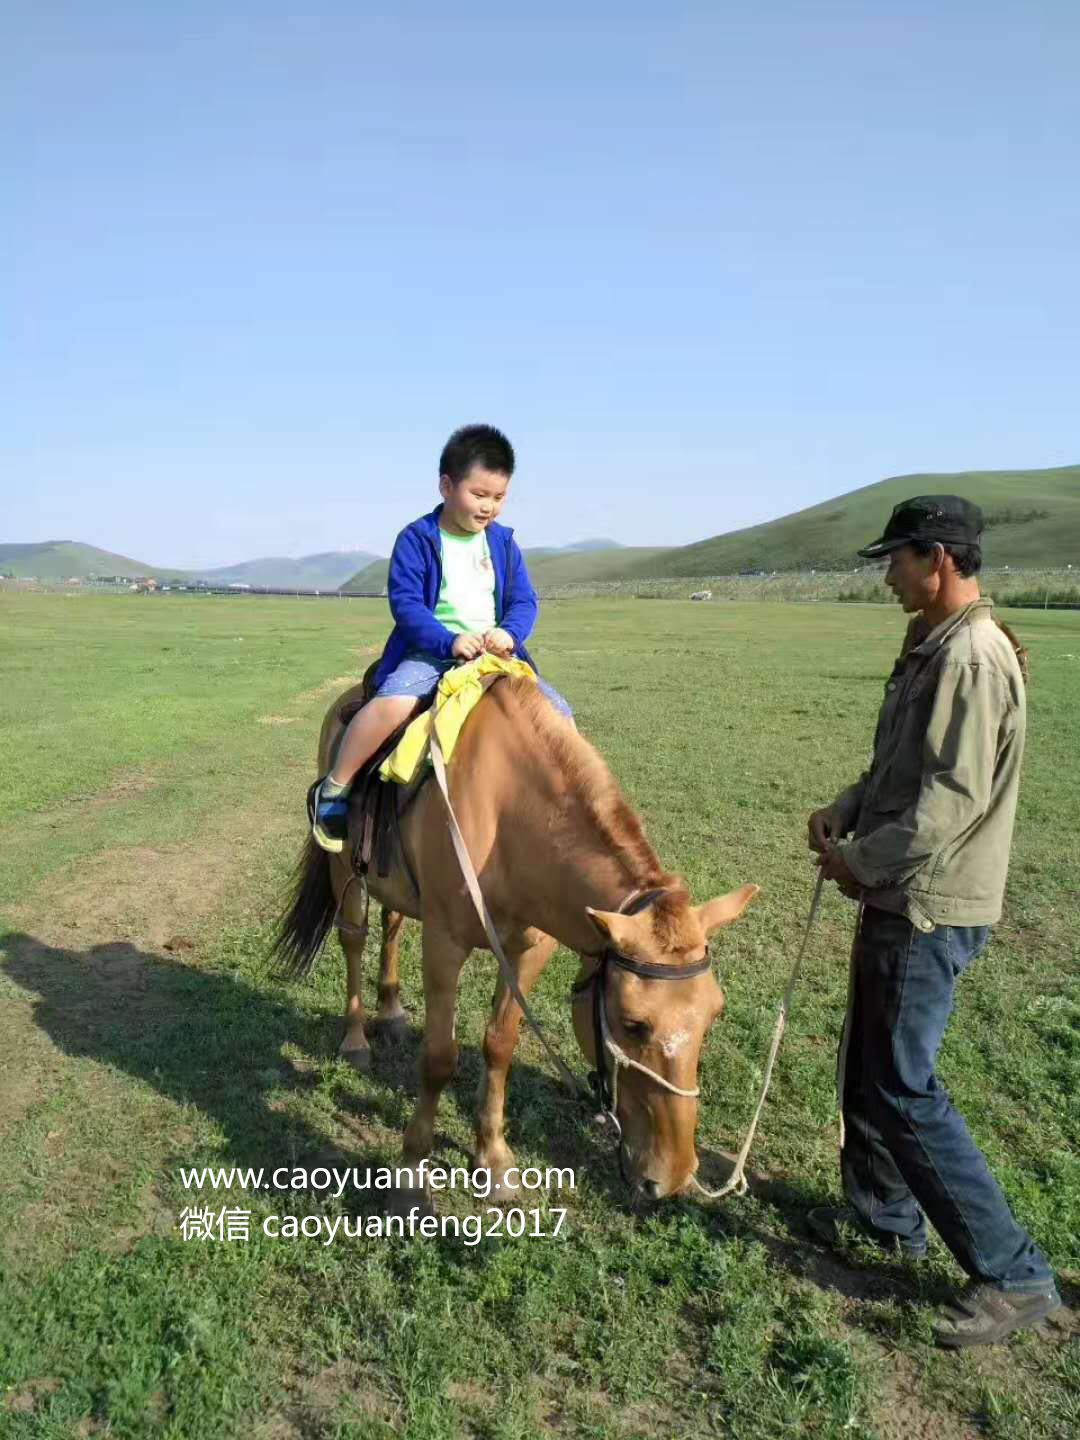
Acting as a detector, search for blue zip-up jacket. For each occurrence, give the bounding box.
[372,505,540,689]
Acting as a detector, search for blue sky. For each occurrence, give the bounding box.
[4,2,1078,567]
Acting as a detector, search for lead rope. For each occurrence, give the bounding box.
[687,867,827,1201]
[834,895,864,1152]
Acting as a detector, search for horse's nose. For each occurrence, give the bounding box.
[637,1178,662,1202]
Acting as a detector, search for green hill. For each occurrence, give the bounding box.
[618,464,1080,577]
[340,544,670,593]
[0,542,382,589]
[526,546,670,586]
[0,541,187,581]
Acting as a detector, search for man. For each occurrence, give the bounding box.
[807,495,1061,1348]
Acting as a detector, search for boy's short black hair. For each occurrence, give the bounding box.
[910,539,983,578]
[439,425,515,484]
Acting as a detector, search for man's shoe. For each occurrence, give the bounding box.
[807,1204,927,1258]
[308,777,348,854]
[933,1283,1063,1349]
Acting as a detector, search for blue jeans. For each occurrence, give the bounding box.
[840,905,1054,1291]
[374,652,573,718]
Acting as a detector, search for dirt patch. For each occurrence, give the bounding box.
[0,769,158,851]
[105,1180,175,1255]
[294,674,362,704]
[0,1065,42,1138]
[257,1361,399,1436]
[3,844,227,954]
[3,789,301,954]
[445,1379,496,1406]
[873,1350,981,1440]
[258,715,299,726]
[4,1377,62,1415]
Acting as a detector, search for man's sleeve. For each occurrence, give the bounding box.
[840,661,1006,888]
[387,529,457,660]
[831,773,869,835]
[499,539,539,647]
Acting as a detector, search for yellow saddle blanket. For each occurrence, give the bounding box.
[378,654,538,786]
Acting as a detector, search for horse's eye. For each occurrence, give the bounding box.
[623,1019,651,1041]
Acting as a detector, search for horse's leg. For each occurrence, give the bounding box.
[372,907,408,1036]
[333,864,372,1072]
[402,927,468,1165]
[475,930,558,1201]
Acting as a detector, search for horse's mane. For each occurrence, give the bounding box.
[503,678,692,944]
[994,617,1030,685]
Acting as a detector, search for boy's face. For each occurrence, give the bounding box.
[438,465,510,536]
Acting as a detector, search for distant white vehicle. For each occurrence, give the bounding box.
[227,582,251,590]
[690,589,713,601]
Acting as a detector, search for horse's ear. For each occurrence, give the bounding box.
[695,884,760,936]
[585,907,641,953]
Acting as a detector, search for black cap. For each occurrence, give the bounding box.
[857,494,984,560]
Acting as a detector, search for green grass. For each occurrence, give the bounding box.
[0,592,1076,1438]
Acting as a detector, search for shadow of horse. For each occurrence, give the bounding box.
[11,926,1060,1337]
[0,929,626,1226]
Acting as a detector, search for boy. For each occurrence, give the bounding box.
[311,424,572,852]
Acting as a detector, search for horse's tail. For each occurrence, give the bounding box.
[272,834,337,978]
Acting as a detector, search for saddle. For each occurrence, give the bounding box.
[331,661,515,892]
[332,662,433,892]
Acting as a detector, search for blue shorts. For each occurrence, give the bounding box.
[374,652,573,718]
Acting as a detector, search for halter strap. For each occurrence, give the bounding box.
[570,886,711,1139]
[573,885,712,989]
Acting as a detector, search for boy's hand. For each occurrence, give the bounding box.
[483,628,515,657]
[452,632,486,662]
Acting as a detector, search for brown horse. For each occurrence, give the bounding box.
[275,676,758,1200]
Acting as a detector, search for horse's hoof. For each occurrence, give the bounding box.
[339,1046,372,1073]
[475,1153,521,1205]
[485,1174,522,1206]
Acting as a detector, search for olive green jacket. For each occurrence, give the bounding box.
[834,597,1026,930]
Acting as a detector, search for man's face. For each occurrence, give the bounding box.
[439,465,510,535]
[884,543,939,613]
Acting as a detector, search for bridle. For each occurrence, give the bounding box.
[571,887,712,1169]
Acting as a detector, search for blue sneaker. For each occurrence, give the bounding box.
[307,777,349,853]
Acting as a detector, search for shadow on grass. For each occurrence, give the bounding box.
[5,925,1027,1336]
[0,929,622,1229]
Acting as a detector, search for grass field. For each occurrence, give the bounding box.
[1,591,1077,1440]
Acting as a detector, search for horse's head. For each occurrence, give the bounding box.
[571,882,759,1200]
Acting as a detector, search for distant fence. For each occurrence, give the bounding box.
[158,586,386,600]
